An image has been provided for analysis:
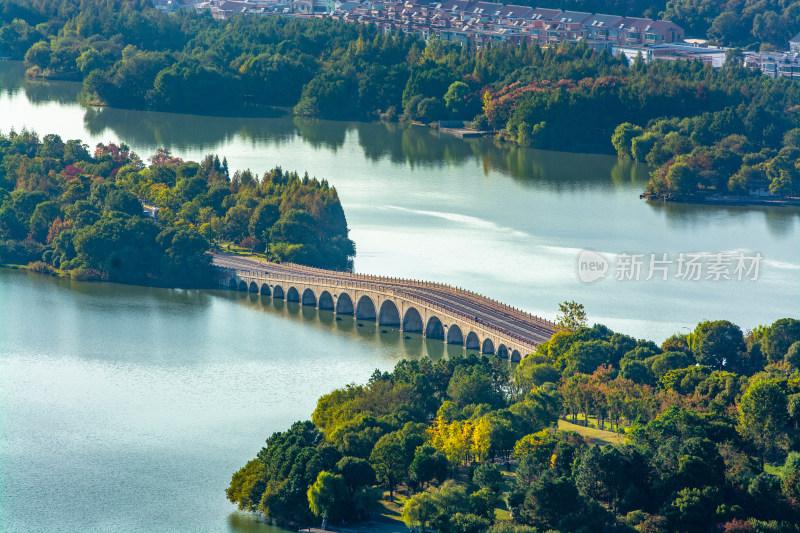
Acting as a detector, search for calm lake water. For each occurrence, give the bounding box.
[0,61,798,532]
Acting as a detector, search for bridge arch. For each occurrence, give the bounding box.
[318,291,334,311]
[272,285,285,299]
[238,280,248,291]
[402,307,423,333]
[511,349,521,362]
[249,281,258,293]
[482,338,495,355]
[378,300,400,328]
[497,344,509,359]
[425,316,444,340]
[301,288,316,306]
[336,292,354,315]
[446,324,464,346]
[260,283,271,296]
[228,278,238,290]
[356,295,376,321]
[465,331,480,350]
[286,287,300,302]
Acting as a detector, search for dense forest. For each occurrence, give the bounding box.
[610,75,800,200]
[228,311,800,532]
[0,129,355,284]
[1,2,799,194]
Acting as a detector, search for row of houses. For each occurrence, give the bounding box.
[744,51,800,80]
[338,0,686,49]
[185,0,686,48]
[156,0,800,80]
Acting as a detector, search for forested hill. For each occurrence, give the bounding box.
[0,130,355,284]
[1,0,798,197]
[228,315,800,532]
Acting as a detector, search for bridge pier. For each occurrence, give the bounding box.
[215,262,551,361]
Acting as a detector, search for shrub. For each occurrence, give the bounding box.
[28,261,55,274]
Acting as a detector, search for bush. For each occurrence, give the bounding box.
[450,512,491,533]
[470,114,489,131]
[70,267,106,281]
[27,261,55,274]
[488,523,539,533]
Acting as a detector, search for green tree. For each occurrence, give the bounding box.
[401,491,438,532]
[665,161,697,195]
[785,341,800,371]
[336,456,375,494]
[28,200,61,242]
[249,199,280,241]
[738,378,788,469]
[770,170,793,197]
[555,301,587,333]
[447,366,504,408]
[519,471,584,530]
[514,356,560,395]
[76,48,105,75]
[24,40,50,69]
[307,470,347,524]
[611,123,643,159]
[444,81,470,116]
[226,459,267,512]
[763,319,800,363]
[409,444,449,488]
[369,432,407,501]
[692,320,745,371]
[473,462,503,493]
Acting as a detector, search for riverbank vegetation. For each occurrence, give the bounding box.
[228,314,800,533]
[615,116,800,201]
[0,129,355,284]
[1,1,799,200]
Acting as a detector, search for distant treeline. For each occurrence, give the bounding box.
[1,0,798,192]
[0,129,355,284]
[228,314,800,532]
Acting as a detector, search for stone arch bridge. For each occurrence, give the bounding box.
[213,253,556,362]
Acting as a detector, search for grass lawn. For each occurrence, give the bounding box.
[558,419,625,446]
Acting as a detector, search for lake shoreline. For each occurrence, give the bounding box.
[640,192,800,208]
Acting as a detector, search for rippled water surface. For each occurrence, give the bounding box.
[0,60,798,532]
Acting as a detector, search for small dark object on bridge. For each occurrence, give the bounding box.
[381,329,388,333]
[404,335,411,340]
[335,317,342,321]
[357,323,363,327]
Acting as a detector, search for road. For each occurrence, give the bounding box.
[212,253,556,346]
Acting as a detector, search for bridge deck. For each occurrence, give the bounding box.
[213,253,556,349]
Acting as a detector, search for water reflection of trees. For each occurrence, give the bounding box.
[83,99,649,190]
[1,60,649,190]
[82,106,295,150]
[0,61,25,96]
[0,61,81,105]
[647,201,800,237]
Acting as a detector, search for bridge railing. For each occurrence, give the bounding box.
[279,260,557,329]
[217,254,557,330]
[225,267,546,350]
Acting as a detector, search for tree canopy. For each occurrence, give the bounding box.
[0,130,355,282]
